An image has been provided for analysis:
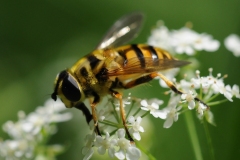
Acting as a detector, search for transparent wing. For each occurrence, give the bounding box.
[107,57,190,76]
[96,12,144,49]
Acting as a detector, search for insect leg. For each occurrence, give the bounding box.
[121,73,158,89]
[89,93,101,136]
[121,72,208,108]
[110,90,134,142]
[157,73,209,108]
[90,102,101,136]
[75,102,92,124]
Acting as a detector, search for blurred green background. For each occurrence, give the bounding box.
[1,0,240,159]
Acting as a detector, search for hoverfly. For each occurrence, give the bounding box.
[51,12,207,141]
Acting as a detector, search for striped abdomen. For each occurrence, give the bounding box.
[115,44,174,68]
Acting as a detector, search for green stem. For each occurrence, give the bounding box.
[203,119,215,160]
[135,141,156,160]
[207,99,229,106]
[203,84,213,100]
[199,84,203,99]
[126,101,135,118]
[133,108,141,116]
[140,111,150,118]
[99,120,119,127]
[110,101,120,123]
[184,111,203,160]
[205,93,219,103]
[109,128,118,136]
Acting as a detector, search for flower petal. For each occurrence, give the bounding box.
[126,147,141,160]
[133,132,141,141]
[83,148,94,160]
[115,149,125,159]
[108,147,115,158]
[163,117,173,128]
[98,146,106,155]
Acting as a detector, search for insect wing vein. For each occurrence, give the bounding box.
[107,57,190,76]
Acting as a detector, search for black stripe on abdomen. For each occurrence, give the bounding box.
[148,45,159,65]
[148,45,158,60]
[131,44,145,68]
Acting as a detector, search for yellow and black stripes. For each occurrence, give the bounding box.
[146,45,159,60]
[131,44,145,68]
[116,44,174,68]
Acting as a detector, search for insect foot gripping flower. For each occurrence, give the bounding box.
[0,99,72,160]
[181,91,196,110]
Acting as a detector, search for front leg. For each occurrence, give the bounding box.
[110,89,134,142]
[75,102,92,124]
[90,92,102,136]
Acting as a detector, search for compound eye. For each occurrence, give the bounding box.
[61,74,81,102]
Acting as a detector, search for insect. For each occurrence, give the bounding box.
[51,12,208,141]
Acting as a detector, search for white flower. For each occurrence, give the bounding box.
[191,70,211,90]
[163,104,181,128]
[0,139,33,159]
[2,99,72,140]
[181,91,196,110]
[193,33,220,52]
[82,132,96,160]
[232,84,240,98]
[140,99,166,119]
[94,132,116,158]
[171,28,219,54]
[148,22,219,55]
[0,99,72,160]
[162,96,182,128]
[170,27,198,55]
[148,23,172,51]
[114,129,141,160]
[224,34,240,57]
[128,116,144,141]
[218,83,233,102]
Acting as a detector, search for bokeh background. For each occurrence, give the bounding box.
[1,0,240,159]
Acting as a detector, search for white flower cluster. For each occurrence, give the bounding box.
[82,129,141,160]
[140,69,240,128]
[81,66,240,158]
[180,69,240,118]
[80,93,153,160]
[0,99,72,160]
[148,21,220,55]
